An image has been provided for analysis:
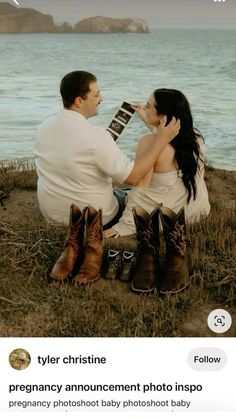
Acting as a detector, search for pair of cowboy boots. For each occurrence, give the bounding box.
[50,204,103,286]
[131,204,192,294]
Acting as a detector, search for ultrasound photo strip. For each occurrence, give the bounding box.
[107,130,119,142]
[115,109,133,124]
[107,121,124,142]
[107,101,135,142]
[108,119,126,135]
[120,101,136,115]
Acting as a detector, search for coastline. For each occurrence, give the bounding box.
[0,156,235,172]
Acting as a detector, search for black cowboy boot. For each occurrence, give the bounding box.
[131,204,161,293]
[159,207,192,294]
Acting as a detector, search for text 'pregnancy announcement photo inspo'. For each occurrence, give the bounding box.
[2,339,236,413]
[0,0,235,340]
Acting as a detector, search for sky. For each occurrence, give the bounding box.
[9,0,236,29]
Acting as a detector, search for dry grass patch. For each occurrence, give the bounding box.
[0,160,235,337]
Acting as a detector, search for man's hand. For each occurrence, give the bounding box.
[123,116,180,186]
[104,228,120,238]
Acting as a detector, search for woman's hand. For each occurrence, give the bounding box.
[131,103,155,132]
[131,103,147,123]
[104,228,120,239]
[157,116,180,143]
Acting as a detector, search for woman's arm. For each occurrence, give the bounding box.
[104,138,155,239]
[135,136,154,186]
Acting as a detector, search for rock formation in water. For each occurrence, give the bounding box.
[0,3,149,34]
[74,16,149,33]
[0,2,73,33]
[56,22,74,34]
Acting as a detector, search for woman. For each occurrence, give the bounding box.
[105,88,210,238]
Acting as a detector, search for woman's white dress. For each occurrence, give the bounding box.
[112,138,210,236]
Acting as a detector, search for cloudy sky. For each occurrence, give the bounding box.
[11,0,236,29]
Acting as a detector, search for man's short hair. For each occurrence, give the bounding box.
[60,71,97,109]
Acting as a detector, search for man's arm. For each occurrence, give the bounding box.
[133,136,154,187]
[124,116,180,185]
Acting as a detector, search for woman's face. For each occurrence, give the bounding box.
[145,93,163,127]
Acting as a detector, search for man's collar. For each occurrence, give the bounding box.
[62,108,86,121]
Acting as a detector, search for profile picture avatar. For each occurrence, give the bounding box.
[9,348,31,370]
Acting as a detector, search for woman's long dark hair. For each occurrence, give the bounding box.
[154,88,202,203]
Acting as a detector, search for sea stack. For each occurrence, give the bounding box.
[74,16,149,33]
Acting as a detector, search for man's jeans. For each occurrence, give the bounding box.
[103,188,131,230]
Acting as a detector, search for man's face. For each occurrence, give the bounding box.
[77,82,102,118]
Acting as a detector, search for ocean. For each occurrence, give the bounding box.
[0,29,235,169]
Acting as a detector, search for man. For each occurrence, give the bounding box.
[34,71,179,227]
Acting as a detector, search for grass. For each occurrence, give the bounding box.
[0,159,235,337]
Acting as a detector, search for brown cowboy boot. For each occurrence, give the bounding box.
[50,204,86,285]
[159,207,192,294]
[131,204,161,293]
[74,206,103,285]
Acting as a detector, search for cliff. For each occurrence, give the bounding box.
[0,3,149,34]
[0,2,73,33]
[74,16,149,33]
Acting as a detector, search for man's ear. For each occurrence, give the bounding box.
[74,96,83,108]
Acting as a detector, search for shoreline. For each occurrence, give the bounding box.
[0,157,235,173]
